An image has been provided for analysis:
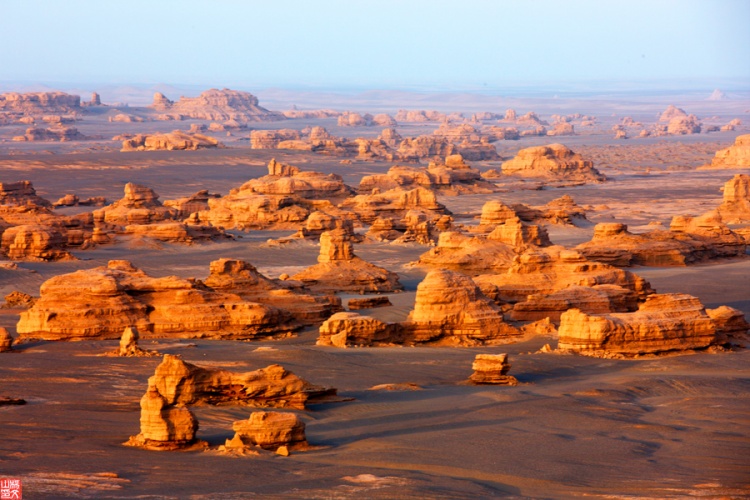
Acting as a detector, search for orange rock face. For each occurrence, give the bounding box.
[717,174,750,223]
[318,312,399,347]
[94,183,177,225]
[291,229,402,293]
[577,217,746,266]
[403,269,520,345]
[1,224,76,261]
[120,131,221,151]
[17,260,301,341]
[702,135,750,169]
[228,411,308,452]
[151,88,283,122]
[501,144,605,184]
[126,385,199,450]
[239,159,354,200]
[339,187,449,224]
[148,354,335,409]
[416,230,518,275]
[469,354,518,385]
[557,293,746,357]
[0,327,13,352]
[0,91,81,116]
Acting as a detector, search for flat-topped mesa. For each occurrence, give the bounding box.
[416,230,518,275]
[577,218,746,267]
[0,91,81,115]
[557,293,748,357]
[148,354,336,409]
[403,269,520,345]
[339,187,449,224]
[94,183,177,225]
[478,196,587,229]
[227,411,308,453]
[120,131,221,151]
[431,125,500,160]
[203,258,342,322]
[501,144,605,184]
[469,354,518,385]
[1,224,77,261]
[359,154,497,195]
[150,88,283,122]
[291,229,402,293]
[701,135,750,170]
[12,126,86,142]
[239,159,355,200]
[717,174,750,223]
[487,217,552,248]
[365,211,447,245]
[0,181,53,209]
[473,247,654,322]
[17,260,300,341]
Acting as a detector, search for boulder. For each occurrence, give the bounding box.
[228,411,308,452]
[469,354,517,385]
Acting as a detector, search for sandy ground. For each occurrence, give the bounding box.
[1,95,749,498]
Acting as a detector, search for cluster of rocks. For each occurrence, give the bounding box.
[120,131,221,151]
[126,355,335,452]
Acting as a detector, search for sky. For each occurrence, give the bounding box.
[1,0,749,91]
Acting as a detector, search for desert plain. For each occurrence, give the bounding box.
[0,86,749,499]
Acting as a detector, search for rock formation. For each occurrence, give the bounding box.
[318,312,399,347]
[576,218,746,266]
[469,354,517,385]
[701,135,750,169]
[395,110,446,122]
[3,291,36,308]
[547,122,575,136]
[238,159,355,200]
[0,181,53,208]
[226,411,308,453]
[416,230,520,275]
[146,355,335,409]
[120,131,221,151]
[666,115,701,135]
[150,89,283,122]
[501,144,605,184]
[348,296,392,310]
[250,129,301,149]
[716,174,750,222]
[17,260,302,341]
[203,258,342,322]
[12,126,86,142]
[339,187,449,224]
[359,154,498,195]
[396,135,457,160]
[291,229,402,293]
[112,326,158,357]
[94,183,177,225]
[163,190,221,218]
[0,91,81,116]
[125,386,199,450]
[474,247,653,322]
[337,112,373,126]
[0,328,13,352]
[659,105,688,122]
[1,224,77,261]
[557,293,747,357]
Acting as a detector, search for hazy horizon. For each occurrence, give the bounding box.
[2,0,749,92]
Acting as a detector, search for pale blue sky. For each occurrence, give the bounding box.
[1,0,748,89]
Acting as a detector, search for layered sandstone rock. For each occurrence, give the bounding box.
[501,144,605,184]
[147,355,335,409]
[474,247,653,322]
[666,115,701,135]
[0,328,13,352]
[716,174,750,223]
[250,129,301,149]
[395,110,446,122]
[1,224,77,261]
[239,159,354,200]
[701,135,750,169]
[396,135,457,160]
[120,131,220,151]
[557,293,745,357]
[163,190,221,218]
[12,126,86,142]
[53,194,107,208]
[469,354,517,385]
[0,181,55,209]
[416,230,519,275]
[348,296,392,310]
[125,386,199,450]
[94,183,177,225]
[17,260,299,341]
[659,105,688,122]
[203,258,342,323]
[339,187,449,224]
[337,112,373,126]
[289,211,354,241]
[227,411,308,452]
[291,229,402,293]
[0,91,81,116]
[402,269,520,345]
[547,122,575,136]
[151,89,283,122]
[123,221,231,244]
[112,326,158,357]
[576,218,746,266]
[358,154,498,195]
[282,109,340,119]
[3,291,36,308]
[317,312,399,347]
